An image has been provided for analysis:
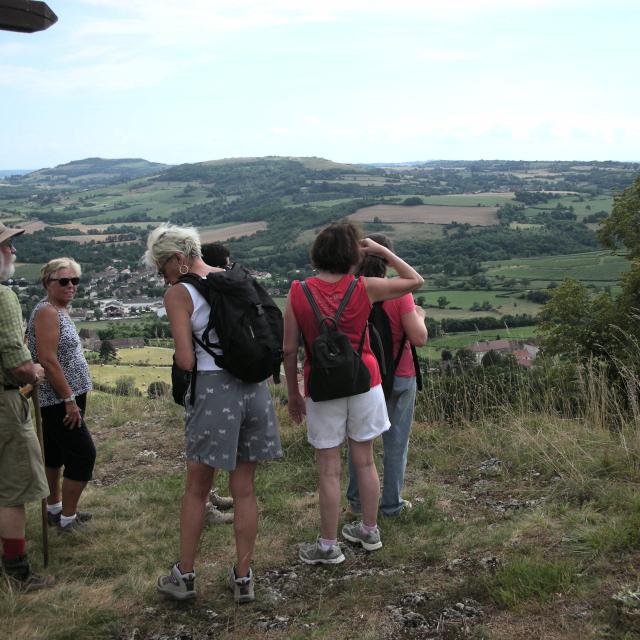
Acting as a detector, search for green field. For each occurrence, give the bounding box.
[115,346,173,366]
[483,250,629,284]
[419,325,537,360]
[417,289,541,316]
[89,363,170,392]
[14,262,43,281]
[521,194,613,221]
[75,315,157,330]
[419,194,515,206]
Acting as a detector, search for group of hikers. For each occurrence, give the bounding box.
[0,219,427,604]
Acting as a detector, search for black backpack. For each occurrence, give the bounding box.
[178,263,283,386]
[368,302,423,400]
[300,278,371,402]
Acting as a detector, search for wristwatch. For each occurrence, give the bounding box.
[63,394,76,403]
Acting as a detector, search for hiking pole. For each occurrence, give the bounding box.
[31,385,49,568]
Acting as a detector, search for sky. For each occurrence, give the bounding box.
[1,0,639,169]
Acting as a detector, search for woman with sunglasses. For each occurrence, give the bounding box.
[26,258,95,534]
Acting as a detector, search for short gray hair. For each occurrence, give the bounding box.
[144,223,202,268]
[41,257,81,287]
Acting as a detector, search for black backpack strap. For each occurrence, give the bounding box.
[334,277,360,324]
[300,281,325,327]
[412,345,423,390]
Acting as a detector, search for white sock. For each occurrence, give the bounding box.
[47,501,62,515]
[60,513,77,528]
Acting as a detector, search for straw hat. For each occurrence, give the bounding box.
[0,222,25,245]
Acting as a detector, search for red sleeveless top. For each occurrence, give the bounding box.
[290,275,382,398]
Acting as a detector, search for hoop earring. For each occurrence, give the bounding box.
[178,263,189,275]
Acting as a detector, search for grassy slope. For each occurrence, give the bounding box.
[5,390,640,639]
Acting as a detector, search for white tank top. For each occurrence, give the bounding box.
[180,281,223,371]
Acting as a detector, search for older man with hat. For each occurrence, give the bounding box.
[0,222,53,590]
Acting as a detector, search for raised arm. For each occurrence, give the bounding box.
[361,238,424,303]
[165,284,195,372]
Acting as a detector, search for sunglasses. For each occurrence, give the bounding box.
[49,277,80,286]
[156,255,175,276]
[0,241,13,249]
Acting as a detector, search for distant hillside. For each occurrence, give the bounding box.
[0,169,31,178]
[11,157,170,188]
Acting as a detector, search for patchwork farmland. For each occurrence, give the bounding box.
[350,203,499,226]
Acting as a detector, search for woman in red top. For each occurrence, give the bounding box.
[284,222,423,564]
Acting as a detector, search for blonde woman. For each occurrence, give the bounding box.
[144,224,281,603]
[26,258,95,534]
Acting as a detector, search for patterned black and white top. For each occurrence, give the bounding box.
[27,300,92,408]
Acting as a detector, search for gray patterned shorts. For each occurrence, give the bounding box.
[184,370,282,471]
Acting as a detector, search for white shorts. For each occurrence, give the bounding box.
[305,384,390,449]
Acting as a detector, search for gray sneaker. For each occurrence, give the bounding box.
[341,521,383,551]
[205,504,234,525]
[210,489,234,511]
[48,510,92,527]
[228,566,255,603]
[2,555,55,592]
[298,539,345,565]
[57,516,89,535]
[157,562,196,601]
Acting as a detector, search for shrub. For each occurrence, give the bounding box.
[148,381,170,399]
[114,376,141,397]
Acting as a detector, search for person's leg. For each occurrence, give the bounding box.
[228,461,257,578]
[0,505,25,542]
[348,439,380,527]
[179,462,216,572]
[45,467,62,504]
[315,446,342,540]
[380,376,416,516]
[60,420,96,519]
[346,443,361,513]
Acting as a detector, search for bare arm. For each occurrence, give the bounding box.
[401,305,428,347]
[165,284,195,371]
[283,291,305,424]
[361,238,424,303]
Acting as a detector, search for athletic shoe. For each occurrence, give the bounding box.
[227,566,255,603]
[47,510,93,527]
[57,517,89,535]
[205,504,234,525]
[298,539,345,565]
[341,521,383,551]
[157,562,196,601]
[1,555,55,592]
[210,489,234,511]
[381,500,413,518]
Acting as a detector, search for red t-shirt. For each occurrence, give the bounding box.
[383,293,418,378]
[290,275,382,397]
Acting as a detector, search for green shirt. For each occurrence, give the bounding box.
[0,284,32,386]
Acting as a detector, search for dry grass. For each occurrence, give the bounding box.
[199,222,267,243]
[350,203,499,225]
[4,363,640,638]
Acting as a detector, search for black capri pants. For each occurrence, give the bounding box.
[41,393,96,482]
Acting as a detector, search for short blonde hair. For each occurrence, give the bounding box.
[41,257,82,288]
[144,223,202,268]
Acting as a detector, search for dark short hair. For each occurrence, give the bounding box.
[357,234,394,278]
[202,242,230,268]
[310,221,363,274]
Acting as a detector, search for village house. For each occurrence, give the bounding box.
[468,339,539,367]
